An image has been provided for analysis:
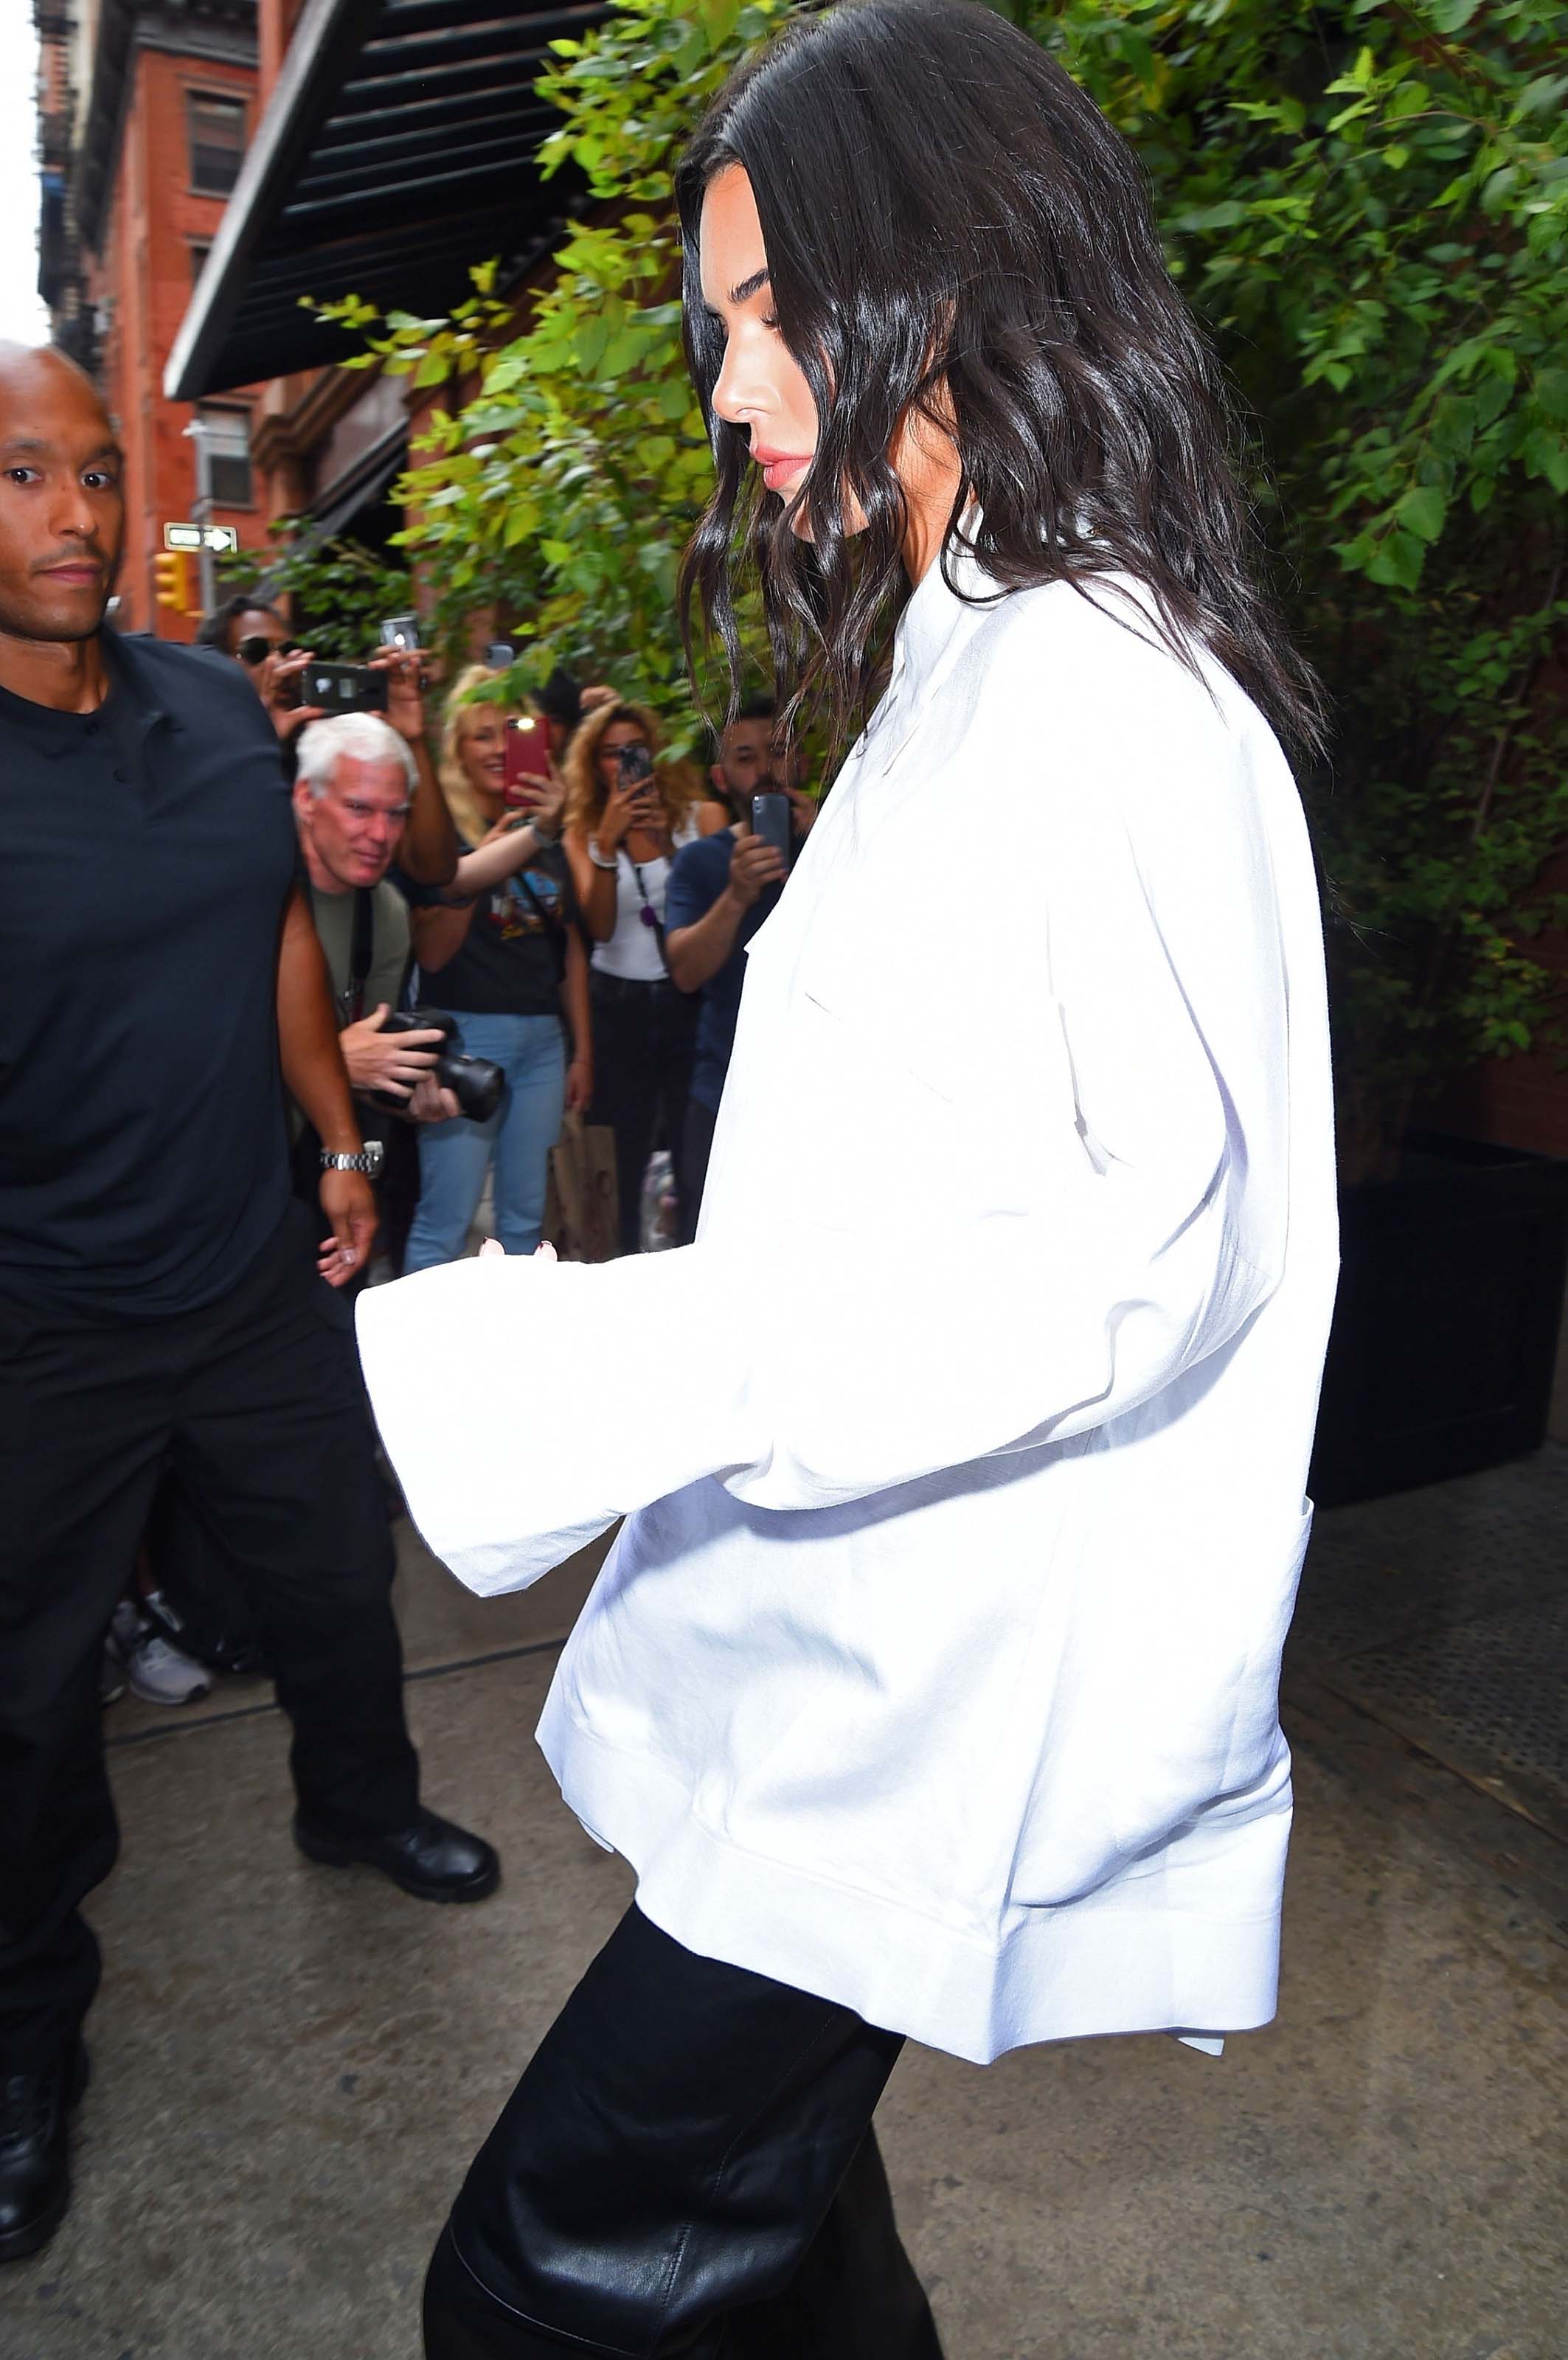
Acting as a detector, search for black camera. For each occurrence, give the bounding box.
[372,1010,503,1123]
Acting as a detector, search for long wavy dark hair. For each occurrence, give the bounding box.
[676,0,1324,763]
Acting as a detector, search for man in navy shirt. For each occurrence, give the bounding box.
[0,342,497,2264]
[665,708,815,1240]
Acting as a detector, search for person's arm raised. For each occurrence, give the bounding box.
[375,651,459,888]
[666,835,783,993]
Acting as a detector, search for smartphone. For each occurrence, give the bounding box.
[378,614,420,652]
[301,662,389,715]
[617,743,655,788]
[502,714,547,803]
[751,791,792,867]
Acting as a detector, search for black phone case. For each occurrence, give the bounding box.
[304,664,389,715]
[752,792,791,864]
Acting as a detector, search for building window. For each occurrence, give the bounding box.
[199,407,252,508]
[187,92,246,195]
[189,243,211,286]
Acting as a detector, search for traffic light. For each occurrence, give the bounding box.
[153,549,192,615]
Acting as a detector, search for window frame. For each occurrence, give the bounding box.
[184,86,247,199]
[198,403,255,513]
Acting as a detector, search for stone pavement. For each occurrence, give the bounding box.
[2,1465,1564,2360]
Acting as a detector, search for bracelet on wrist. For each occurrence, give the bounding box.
[587,835,619,872]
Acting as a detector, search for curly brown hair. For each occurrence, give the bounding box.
[562,701,697,840]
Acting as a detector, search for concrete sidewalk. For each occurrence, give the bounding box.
[2,1496,1564,2360]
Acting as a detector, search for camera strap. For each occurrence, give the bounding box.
[347,886,375,1023]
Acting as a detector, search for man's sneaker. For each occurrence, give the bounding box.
[110,1600,211,1707]
[140,1586,269,1679]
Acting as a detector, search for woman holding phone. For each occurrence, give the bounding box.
[398,668,592,1267]
[361,3,1336,2350]
[561,701,704,1252]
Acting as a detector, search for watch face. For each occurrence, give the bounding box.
[363,1139,386,1179]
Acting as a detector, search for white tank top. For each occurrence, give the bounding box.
[591,825,698,982]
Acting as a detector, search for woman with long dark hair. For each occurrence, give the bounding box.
[361,7,1337,2351]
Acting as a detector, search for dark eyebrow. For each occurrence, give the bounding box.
[728,267,771,306]
[0,437,123,465]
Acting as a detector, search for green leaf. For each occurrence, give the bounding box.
[1365,530,1426,591]
[1395,487,1447,544]
[1533,369,1568,423]
[1521,428,1568,495]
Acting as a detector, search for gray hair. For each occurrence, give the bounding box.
[294,710,417,799]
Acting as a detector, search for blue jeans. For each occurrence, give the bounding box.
[403,1013,566,1270]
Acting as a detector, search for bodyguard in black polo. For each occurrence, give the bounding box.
[0,342,500,2264]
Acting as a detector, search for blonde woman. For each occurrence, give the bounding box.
[562,702,707,1252]
[399,668,591,1266]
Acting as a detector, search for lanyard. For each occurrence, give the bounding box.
[628,856,669,969]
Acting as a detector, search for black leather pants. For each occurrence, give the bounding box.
[423,1906,946,2359]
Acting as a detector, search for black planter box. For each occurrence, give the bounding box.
[1309,1133,1568,1510]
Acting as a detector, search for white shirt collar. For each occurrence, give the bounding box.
[892,527,1002,686]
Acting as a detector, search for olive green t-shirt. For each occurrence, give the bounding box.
[310,878,411,1019]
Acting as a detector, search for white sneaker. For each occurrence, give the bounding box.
[114,1603,212,1706]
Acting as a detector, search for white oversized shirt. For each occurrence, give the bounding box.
[358,548,1338,2065]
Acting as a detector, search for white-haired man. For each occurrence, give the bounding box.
[293,711,456,1130]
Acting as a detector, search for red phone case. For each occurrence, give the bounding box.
[502,718,547,799]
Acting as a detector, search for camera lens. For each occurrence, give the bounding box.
[436,1050,504,1124]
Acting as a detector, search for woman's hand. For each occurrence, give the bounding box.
[527,766,568,838]
[596,772,653,854]
[369,648,426,746]
[259,648,325,741]
[565,1057,592,1115]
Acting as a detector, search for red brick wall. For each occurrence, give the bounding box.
[91,44,268,637]
[258,0,308,107]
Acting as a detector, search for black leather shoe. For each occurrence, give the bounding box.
[294,1808,500,1903]
[0,2041,89,2265]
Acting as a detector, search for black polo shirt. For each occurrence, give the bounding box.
[0,628,296,1316]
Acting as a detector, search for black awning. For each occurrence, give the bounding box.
[165,0,608,400]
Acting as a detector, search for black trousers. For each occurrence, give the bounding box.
[423,1906,945,2359]
[0,1201,420,2072]
[677,1094,718,1249]
[588,974,698,1255]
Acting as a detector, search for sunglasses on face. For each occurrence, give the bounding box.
[236,635,300,666]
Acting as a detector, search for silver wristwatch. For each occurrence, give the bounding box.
[321,1142,384,1179]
